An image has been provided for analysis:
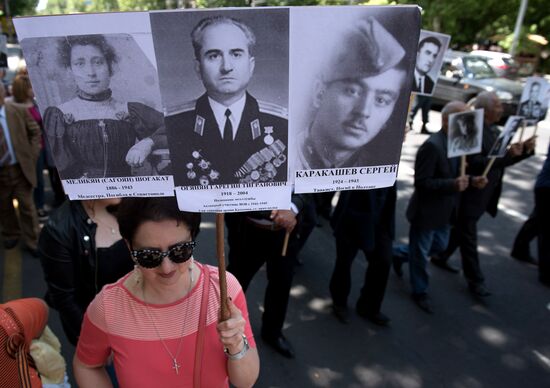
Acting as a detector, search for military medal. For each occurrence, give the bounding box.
[209,170,220,181]
[263,126,274,145]
[250,170,260,181]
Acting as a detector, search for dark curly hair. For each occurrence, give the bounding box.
[58,34,117,76]
[116,197,201,244]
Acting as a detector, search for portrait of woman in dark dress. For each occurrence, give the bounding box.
[43,35,167,179]
[450,111,479,154]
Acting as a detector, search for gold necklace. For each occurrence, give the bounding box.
[141,264,194,375]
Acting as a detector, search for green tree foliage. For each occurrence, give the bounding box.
[35,0,550,59]
[6,0,39,16]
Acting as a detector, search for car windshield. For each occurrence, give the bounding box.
[462,57,497,79]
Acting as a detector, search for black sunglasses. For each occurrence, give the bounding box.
[131,241,196,268]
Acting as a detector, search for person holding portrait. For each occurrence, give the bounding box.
[43,34,167,180]
[73,197,259,387]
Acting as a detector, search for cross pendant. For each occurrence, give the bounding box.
[172,359,180,375]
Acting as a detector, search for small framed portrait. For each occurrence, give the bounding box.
[411,30,451,96]
[488,115,523,157]
[447,109,484,158]
[517,76,549,124]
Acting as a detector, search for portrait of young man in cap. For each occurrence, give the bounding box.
[295,16,409,171]
[161,13,289,187]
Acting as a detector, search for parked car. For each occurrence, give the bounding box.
[431,51,524,121]
[470,50,520,79]
[5,43,26,84]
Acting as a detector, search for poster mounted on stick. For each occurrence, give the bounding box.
[14,13,174,200]
[151,8,291,212]
[488,115,523,158]
[517,76,549,125]
[289,6,421,194]
[447,109,484,158]
[411,30,451,96]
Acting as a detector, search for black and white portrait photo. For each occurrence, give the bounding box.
[412,30,450,96]
[447,109,484,158]
[21,34,167,180]
[518,76,549,124]
[151,9,289,188]
[290,6,420,191]
[15,12,174,199]
[488,115,523,158]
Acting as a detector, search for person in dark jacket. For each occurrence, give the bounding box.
[399,101,487,313]
[38,199,133,345]
[435,92,535,297]
[534,143,550,286]
[329,186,396,326]
[225,194,308,359]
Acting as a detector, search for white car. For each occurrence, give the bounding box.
[470,50,519,78]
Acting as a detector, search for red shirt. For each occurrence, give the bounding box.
[76,263,255,387]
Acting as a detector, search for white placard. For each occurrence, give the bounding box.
[64,175,174,200]
[412,30,451,97]
[488,115,523,158]
[447,109,484,158]
[517,76,549,124]
[150,8,290,210]
[14,12,173,199]
[175,183,291,213]
[294,165,398,194]
[289,6,420,194]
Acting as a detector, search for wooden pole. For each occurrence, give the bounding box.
[460,155,466,177]
[216,213,230,321]
[482,157,496,177]
[518,120,526,142]
[281,231,290,256]
[533,122,539,137]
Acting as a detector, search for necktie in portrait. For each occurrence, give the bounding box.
[224,108,233,145]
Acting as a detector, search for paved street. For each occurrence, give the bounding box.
[1,110,549,387]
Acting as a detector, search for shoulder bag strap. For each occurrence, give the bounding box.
[2,308,36,388]
[193,264,210,388]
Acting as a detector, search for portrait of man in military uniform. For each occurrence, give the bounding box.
[159,12,289,187]
[294,15,413,171]
[518,77,548,124]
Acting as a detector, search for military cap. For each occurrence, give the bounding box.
[323,17,405,83]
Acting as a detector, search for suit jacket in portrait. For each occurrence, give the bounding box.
[518,99,543,122]
[2,101,41,187]
[412,74,435,95]
[406,130,460,230]
[165,92,288,186]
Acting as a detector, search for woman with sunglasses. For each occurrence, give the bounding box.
[73,197,259,388]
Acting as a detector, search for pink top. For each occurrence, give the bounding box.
[76,263,256,388]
